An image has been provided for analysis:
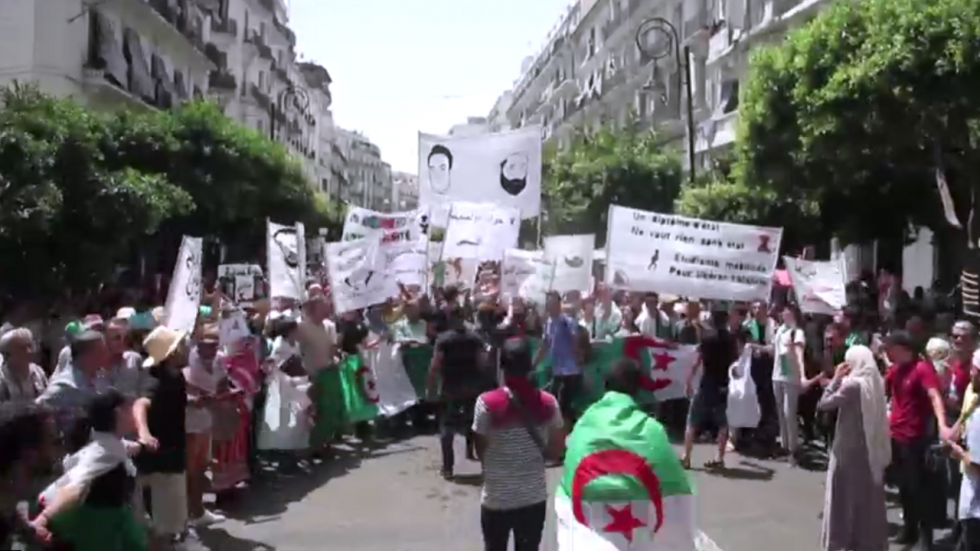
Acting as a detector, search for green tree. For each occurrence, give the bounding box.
[0,84,192,299]
[543,122,683,244]
[0,85,337,299]
[727,0,980,246]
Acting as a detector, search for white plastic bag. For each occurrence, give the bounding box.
[726,346,761,429]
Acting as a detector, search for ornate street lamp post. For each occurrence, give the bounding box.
[270,84,310,141]
[635,18,696,184]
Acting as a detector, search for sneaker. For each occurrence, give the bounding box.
[190,509,226,527]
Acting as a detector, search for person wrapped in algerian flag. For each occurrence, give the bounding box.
[556,358,696,550]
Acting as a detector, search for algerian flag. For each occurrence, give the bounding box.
[556,391,696,550]
[362,342,421,416]
[338,354,380,423]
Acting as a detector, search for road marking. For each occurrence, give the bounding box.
[696,530,724,551]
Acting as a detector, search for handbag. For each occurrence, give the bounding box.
[505,389,550,460]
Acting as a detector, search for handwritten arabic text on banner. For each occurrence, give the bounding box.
[783,256,847,315]
[605,206,782,301]
[442,202,520,262]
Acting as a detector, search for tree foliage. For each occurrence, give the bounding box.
[543,122,683,244]
[718,0,980,245]
[0,84,340,299]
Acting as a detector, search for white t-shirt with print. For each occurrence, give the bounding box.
[772,324,805,384]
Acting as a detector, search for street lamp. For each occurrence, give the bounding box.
[270,84,310,141]
[635,17,696,184]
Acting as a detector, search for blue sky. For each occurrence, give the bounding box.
[289,0,573,174]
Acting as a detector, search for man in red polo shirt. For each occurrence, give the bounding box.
[885,330,952,550]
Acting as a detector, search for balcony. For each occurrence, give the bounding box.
[271,61,289,82]
[210,16,238,38]
[204,42,226,69]
[601,12,627,44]
[707,24,737,65]
[208,70,237,92]
[554,77,579,100]
[272,18,297,47]
[148,0,179,27]
[245,32,274,61]
[250,84,271,110]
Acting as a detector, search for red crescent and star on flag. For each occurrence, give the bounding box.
[623,336,678,392]
[356,365,380,403]
[571,449,665,542]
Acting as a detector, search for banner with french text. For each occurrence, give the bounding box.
[604,205,783,302]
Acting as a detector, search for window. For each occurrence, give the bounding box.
[244,10,249,33]
[260,22,266,38]
[258,71,265,90]
[587,27,596,57]
[718,79,739,113]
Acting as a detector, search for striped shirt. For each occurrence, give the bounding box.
[472,388,562,510]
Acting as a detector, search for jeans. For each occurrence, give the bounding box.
[439,398,475,472]
[772,381,800,453]
[959,518,980,551]
[481,501,547,551]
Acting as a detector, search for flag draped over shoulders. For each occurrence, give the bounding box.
[556,391,696,551]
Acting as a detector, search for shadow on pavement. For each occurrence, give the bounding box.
[699,459,775,481]
[451,473,484,487]
[217,436,420,523]
[194,527,277,551]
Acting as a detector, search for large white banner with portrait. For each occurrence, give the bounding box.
[544,234,595,295]
[164,235,203,334]
[783,256,847,315]
[326,237,395,314]
[418,127,542,222]
[605,206,783,302]
[267,220,305,300]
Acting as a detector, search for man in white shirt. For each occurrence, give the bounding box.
[636,292,670,340]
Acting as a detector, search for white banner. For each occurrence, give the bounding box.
[342,206,428,245]
[783,256,847,315]
[217,264,262,305]
[500,249,555,304]
[326,237,394,314]
[605,206,783,302]
[163,235,203,334]
[418,127,542,222]
[295,222,306,283]
[442,202,520,262]
[544,234,595,295]
[388,236,429,290]
[267,220,303,300]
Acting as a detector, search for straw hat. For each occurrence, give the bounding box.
[142,325,187,368]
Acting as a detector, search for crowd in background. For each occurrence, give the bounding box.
[0,266,978,551]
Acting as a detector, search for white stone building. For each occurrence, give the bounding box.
[334,129,393,211]
[498,0,833,168]
[0,0,214,110]
[391,171,419,211]
[203,0,329,183]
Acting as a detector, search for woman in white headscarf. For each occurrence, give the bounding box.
[817,345,890,551]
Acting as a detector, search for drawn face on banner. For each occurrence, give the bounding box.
[427,145,453,194]
[499,152,528,196]
[272,227,299,268]
[185,246,202,300]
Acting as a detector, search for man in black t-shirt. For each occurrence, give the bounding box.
[132,326,190,542]
[427,306,486,479]
[680,310,737,470]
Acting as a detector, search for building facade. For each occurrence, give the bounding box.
[0,0,351,195]
[334,129,393,211]
[391,171,419,211]
[0,0,214,111]
[497,0,832,167]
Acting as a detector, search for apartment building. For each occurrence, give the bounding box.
[203,0,330,182]
[391,171,420,211]
[334,129,393,212]
[695,0,830,167]
[0,0,214,110]
[499,0,831,167]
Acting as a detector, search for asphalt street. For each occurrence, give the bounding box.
[191,434,947,551]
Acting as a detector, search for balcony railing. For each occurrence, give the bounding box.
[250,84,271,110]
[210,17,238,37]
[204,43,226,69]
[208,70,237,91]
[148,0,178,26]
[273,18,297,47]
